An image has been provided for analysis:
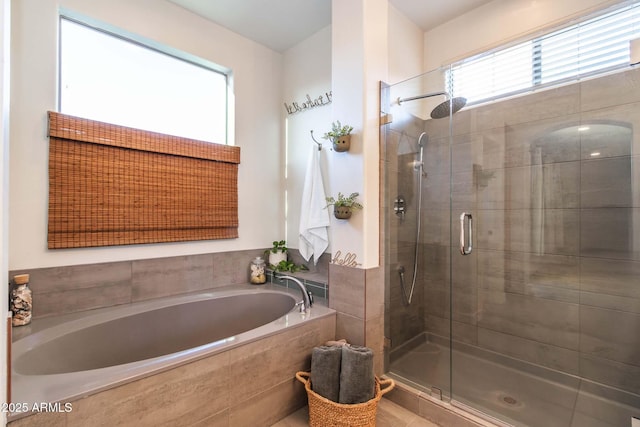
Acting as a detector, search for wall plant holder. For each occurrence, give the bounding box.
[331,135,351,152]
[333,205,353,219]
[322,120,353,153]
[326,192,363,220]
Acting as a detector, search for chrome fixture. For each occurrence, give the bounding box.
[278,275,313,312]
[394,195,406,218]
[397,91,467,119]
[460,212,473,255]
[398,132,427,306]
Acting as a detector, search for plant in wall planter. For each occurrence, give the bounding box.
[322,120,353,152]
[266,240,288,266]
[272,260,308,273]
[325,192,363,220]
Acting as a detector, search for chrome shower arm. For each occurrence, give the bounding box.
[397,91,448,105]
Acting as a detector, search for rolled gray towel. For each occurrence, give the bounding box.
[338,345,375,404]
[311,345,342,402]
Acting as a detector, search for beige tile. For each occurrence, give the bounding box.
[477,250,580,304]
[336,312,365,346]
[227,315,334,403]
[501,83,581,127]
[365,314,385,375]
[230,377,306,427]
[384,382,422,416]
[271,406,308,427]
[17,261,132,317]
[580,353,640,395]
[580,67,640,112]
[21,261,132,293]
[35,282,131,318]
[580,208,640,260]
[580,258,640,313]
[365,266,384,320]
[478,328,579,375]
[68,351,230,427]
[580,306,640,367]
[476,208,579,255]
[581,156,637,208]
[580,101,640,156]
[424,314,449,339]
[477,290,580,350]
[418,396,483,427]
[8,412,66,427]
[376,398,425,427]
[452,320,478,346]
[131,254,214,301]
[329,264,366,319]
[502,114,582,168]
[192,410,229,427]
[213,249,264,286]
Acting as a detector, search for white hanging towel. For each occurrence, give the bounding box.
[299,146,330,264]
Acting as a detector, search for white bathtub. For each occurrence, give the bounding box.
[10,284,334,420]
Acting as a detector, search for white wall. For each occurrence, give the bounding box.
[424,0,623,71]
[282,26,332,255]
[331,0,387,269]
[388,3,423,85]
[0,0,9,420]
[9,0,283,270]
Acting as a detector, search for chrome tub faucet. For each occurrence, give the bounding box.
[277,275,313,312]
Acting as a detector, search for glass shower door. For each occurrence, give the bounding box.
[447,68,640,426]
[382,68,453,400]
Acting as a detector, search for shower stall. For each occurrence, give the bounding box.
[381,65,640,426]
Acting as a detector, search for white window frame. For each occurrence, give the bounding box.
[58,10,234,145]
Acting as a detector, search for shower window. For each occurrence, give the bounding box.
[59,15,231,145]
[449,1,640,105]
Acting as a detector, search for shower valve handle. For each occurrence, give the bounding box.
[460,212,473,255]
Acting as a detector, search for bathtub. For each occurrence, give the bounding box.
[10,285,335,424]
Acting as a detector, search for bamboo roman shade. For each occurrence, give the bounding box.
[47,111,240,249]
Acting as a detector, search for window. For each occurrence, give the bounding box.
[449,3,640,105]
[51,16,239,248]
[59,17,230,144]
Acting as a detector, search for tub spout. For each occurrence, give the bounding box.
[277,275,313,312]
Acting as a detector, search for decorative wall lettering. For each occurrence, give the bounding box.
[331,250,361,267]
[284,91,332,115]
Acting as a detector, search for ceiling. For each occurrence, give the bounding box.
[168,0,494,52]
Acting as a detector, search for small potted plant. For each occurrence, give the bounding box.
[272,259,308,273]
[325,192,363,219]
[322,120,353,152]
[266,240,288,267]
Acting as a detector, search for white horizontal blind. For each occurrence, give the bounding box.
[449,2,640,105]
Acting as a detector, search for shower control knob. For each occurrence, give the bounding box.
[394,196,406,218]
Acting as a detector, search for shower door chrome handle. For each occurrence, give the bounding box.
[460,212,473,255]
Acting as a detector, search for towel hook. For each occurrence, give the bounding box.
[310,130,322,151]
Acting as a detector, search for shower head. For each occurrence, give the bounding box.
[396,91,467,119]
[430,97,467,119]
[417,132,427,147]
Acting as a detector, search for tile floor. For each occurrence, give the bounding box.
[271,398,439,427]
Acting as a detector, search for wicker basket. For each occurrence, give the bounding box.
[295,371,395,427]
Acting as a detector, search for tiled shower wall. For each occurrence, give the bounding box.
[411,66,640,396]
[382,110,430,352]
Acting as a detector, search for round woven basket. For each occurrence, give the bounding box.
[295,371,395,427]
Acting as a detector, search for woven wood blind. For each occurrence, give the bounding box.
[47,111,240,249]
